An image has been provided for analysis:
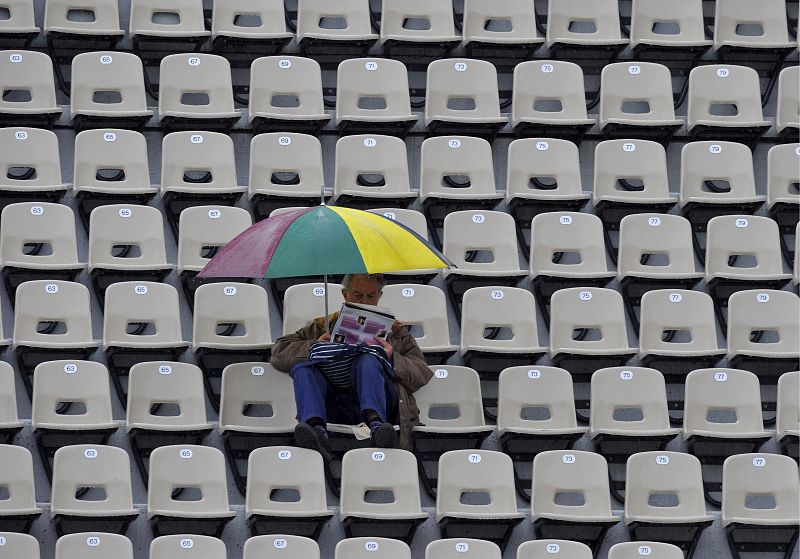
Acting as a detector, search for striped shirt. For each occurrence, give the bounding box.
[308,342,387,390]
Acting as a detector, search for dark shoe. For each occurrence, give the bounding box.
[370,422,397,448]
[294,422,333,463]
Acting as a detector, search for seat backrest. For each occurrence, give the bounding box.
[630,0,708,47]
[462,0,540,44]
[777,371,800,439]
[341,448,424,518]
[722,453,800,526]
[367,208,430,239]
[161,130,238,192]
[443,210,521,272]
[600,62,677,124]
[147,445,230,515]
[0,532,39,559]
[679,141,757,203]
[158,53,234,117]
[88,204,168,269]
[512,60,590,124]
[246,446,328,516]
[129,0,206,35]
[103,281,184,346]
[70,51,146,116]
[506,138,584,199]
[639,290,719,355]
[73,129,150,193]
[437,450,519,518]
[426,539,502,559]
[549,287,630,353]
[705,215,785,279]
[529,212,610,276]
[282,282,345,335]
[714,0,791,48]
[219,362,297,433]
[0,128,62,190]
[546,0,623,43]
[460,286,542,352]
[13,280,94,347]
[425,58,501,123]
[380,0,458,40]
[684,368,765,436]
[617,213,698,279]
[51,445,134,514]
[497,366,579,433]
[0,202,78,267]
[517,540,592,559]
[0,444,38,513]
[727,290,800,358]
[767,143,800,206]
[0,1,36,32]
[336,58,413,122]
[0,362,19,429]
[380,284,452,350]
[32,360,113,429]
[593,139,670,203]
[249,132,324,196]
[688,65,766,127]
[608,542,685,559]
[590,366,672,434]
[178,206,252,273]
[0,50,58,113]
[192,282,272,348]
[625,451,709,522]
[126,361,208,428]
[777,66,800,132]
[297,0,375,39]
[334,537,411,559]
[334,134,411,196]
[212,0,288,37]
[531,450,614,518]
[149,535,226,559]
[420,136,496,198]
[55,533,132,559]
[249,56,326,119]
[243,535,320,559]
[412,365,486,429]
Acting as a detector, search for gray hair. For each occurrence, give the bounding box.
[342,274,387,291]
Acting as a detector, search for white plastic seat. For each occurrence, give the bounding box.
[629,0,712,67]
[0,50,61,127]
[545,0,628,70]
[296,0,377,59]
[0,1,38,48]
[379,0,460,60]
[211,0,293,59]
[462,0,543,60]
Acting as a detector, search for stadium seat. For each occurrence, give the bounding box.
[411,365,493,497]
[419,136,502,249]
[88,204,173,304]
[589,368,681,502]
[424,58,507,139]
[0,128,67,208]
[13,281,97,400]
[777,66,800,143]
[129,0,210,60]
[544,0,628,70]
[766,143,800,265]
[177,205,252,307]
[529,212,615,324]
[531,450,620,556]
[511,60,595,142]
[0,532,40,559]
[505,138,589,254]
[442,210,527,319]
[43,0,123,53]
[777,371,799,460]
[0,445,42,532]
[0,1,38,48]
[0,202,82,299]
[340,448,428,542]
[427,538,502,559]
[379,0,460,60]
[335,58,417,137]
[243,535,321,559]
[72,129,156,230]
[608,542,686,559]
[687,65,770,146]
[721,453,800,559]
[32,360,117,482]
[436,449,524,552]
[210,0,293,59]
[517,539,593,559]
[0,50,61,127]
[55,532,132,559]
[50,444,138,536]
[334,537,411,559]
[248,56,330,136]
[147,445,236,537]
[69,51,152,131]
[628,0,712,68]
[282,282,345,335]
[245,445,332,539]
[332,134,417,209]
[496,366,586,499]
[683,368,772,505]
[126,361,213,485]
[103,281,189,406]
[192,282,274,407]
[461,0,544,61]
[296,0,377,59]
[0,362,21,444]
[158,53,239,133]
[366,209,440,285]
[220,363,298,496]
[379,285,458,364]
[599,62,682,144]
[149,535,226,559]
[160,131,245,237]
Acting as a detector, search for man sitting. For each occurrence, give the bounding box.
[271,274,432,461]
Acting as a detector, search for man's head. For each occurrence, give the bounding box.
[342,274,386,305]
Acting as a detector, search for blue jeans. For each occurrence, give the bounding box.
[291,353,398,425]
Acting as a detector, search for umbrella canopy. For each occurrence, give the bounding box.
[197,205,451,280]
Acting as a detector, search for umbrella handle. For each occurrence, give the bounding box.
[324,274,329,335]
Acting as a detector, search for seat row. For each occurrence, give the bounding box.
[1,49,798,143]
[1,442,797,559]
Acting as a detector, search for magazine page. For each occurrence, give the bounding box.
[331,303,395,345]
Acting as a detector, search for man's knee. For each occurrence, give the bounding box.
[352,353,383,373]
[290,363,322,382]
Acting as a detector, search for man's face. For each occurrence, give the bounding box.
[342,276,383,305]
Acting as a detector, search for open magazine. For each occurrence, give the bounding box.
[331,302,395,345]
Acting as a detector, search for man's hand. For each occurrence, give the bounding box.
[371,336,393,360]
[318,332,331,342]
